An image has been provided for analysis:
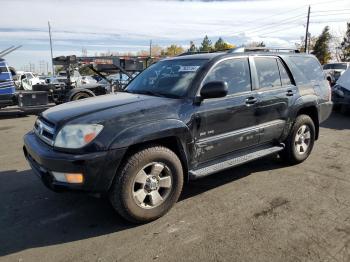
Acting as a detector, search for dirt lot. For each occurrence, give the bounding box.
[0,111,349,262]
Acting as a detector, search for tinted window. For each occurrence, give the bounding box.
[255,58,281,89]
[204,58,251,94]
[127,59,207,98]
[289,56,324,83]
[277,60,292,86]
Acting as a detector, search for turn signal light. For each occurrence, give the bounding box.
[65,173,84,184]
[51,172,84,184]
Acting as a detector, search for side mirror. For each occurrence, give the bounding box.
[200,81,228,99]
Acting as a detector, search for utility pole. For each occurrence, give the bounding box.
[149,40,152,57]
[48,21,55,76]
[304,5,311,53]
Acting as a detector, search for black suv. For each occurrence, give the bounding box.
[24,51,332,223]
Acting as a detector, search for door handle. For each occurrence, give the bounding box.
[286,90,294,96]
[245,97,257,105]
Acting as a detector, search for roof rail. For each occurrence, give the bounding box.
[227,47,300,53]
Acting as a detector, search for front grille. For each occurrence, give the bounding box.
[34,118,55,146]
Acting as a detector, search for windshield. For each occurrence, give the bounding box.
[323,63,347,70]
[126,59,207,98]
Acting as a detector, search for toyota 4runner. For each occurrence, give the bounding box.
[23,51,333,223]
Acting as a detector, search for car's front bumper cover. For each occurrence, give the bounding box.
[23,131,126,192]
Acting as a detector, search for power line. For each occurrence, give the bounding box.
[312,8,350,13]
[258,24,306,37]
[310,20,350,24]
[310,13,350,17]
[242,14,306,35]
[232,13,306,36]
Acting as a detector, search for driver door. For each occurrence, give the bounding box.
[195,57,259,163]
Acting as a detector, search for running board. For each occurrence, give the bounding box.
[189,145,284,180]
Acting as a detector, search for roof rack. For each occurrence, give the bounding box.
[227,47,300,53]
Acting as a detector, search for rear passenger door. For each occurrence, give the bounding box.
[252,56,297,144]
[195,57,259,163]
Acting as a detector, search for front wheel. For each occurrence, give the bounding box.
[109,145,184,223]
[280,114,315,165]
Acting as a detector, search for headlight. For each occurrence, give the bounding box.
[54,124,103,149]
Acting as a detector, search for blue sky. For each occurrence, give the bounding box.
[1,0,349,71]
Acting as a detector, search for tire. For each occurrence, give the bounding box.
[71,92,91,101]
[280,114,315,165]
[109,145,184,223]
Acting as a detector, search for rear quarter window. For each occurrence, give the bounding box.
[289,56,325,84]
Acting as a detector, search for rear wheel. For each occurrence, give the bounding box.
[109,145,183,223]
[280,114,315,165]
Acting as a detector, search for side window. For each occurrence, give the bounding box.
[254,58,282,89]
[204,58,251,94]
[277,59,293,86]
[289,56,325,83]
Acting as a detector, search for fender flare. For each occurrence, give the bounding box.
[108,119,193,150]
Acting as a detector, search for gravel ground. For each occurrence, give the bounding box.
[0,111,349,262]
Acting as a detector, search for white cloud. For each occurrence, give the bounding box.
[1,0,349,68]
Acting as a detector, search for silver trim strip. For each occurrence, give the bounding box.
[198,119,285,143]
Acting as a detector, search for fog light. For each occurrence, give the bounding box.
[51,172,84,184]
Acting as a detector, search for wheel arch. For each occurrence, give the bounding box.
[108,120,193,185]
[296,105,319,140]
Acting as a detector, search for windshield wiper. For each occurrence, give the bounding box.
[128,90,181,99]
[129,90,165,97]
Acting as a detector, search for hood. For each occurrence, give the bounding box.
[336,69,350,91]
[42,92,153,124]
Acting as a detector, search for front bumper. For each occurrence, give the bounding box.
[23,131,126,192]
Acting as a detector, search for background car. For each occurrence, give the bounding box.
[332,67,350,113]
[323,62,350,86]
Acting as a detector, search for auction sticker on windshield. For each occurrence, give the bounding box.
[178,66,201,72]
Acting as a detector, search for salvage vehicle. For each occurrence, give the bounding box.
[0,58,17,108]
[0,46,50,111]
[15,71,46,90]
[323,62,350,86]
[23,50,332,223]
[332,68,350,113]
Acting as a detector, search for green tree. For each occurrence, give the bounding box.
[214,37,236,51]
[163,44,185,56]
[245,41,266,48]
[312,26,332,64]
[199,35,213,52]
[339,22,350,61]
